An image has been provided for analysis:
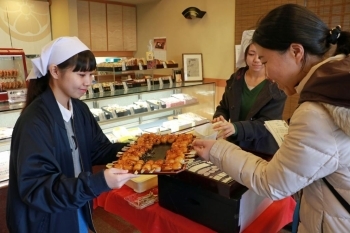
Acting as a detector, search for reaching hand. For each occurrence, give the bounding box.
[192,139,217,161]
[212,117,236,139]
[104,168,138,189]
[212,115,226,123]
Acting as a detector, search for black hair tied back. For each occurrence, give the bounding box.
[327,25,341,45]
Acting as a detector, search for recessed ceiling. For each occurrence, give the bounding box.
[108,0,160,5]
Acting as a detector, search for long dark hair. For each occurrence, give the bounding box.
[23,50,96,112]
[252,4,350,58]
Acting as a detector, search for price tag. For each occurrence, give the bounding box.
[87,86,93,95]
[7,88,27,103]
[163,61,167,68]
[122,61,126,71]
[146,103,151,112]
[98,83,104,93]
[138,62,143,70]
[147,78,151,88]
[109,83,115,92]
[158,77,164,86]
[122,81,128,90]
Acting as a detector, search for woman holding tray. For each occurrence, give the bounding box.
[212,30,286,155]
[6,37,137,233]
[194,4,350,233]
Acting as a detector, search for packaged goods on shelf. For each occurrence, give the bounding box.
[159,97,184,108]
[146,100,166,109]
[143,126,171,135]
[112,127,141,142]
[171,93,198,104]
[0,127,13,140]
[90,108,108,121]
[177,112,208,126]
[134,100,153,111]
[127,104,147,114]
[162,119,192,132]
[102,105,131,118]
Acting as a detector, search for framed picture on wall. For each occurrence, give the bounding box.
[182,53,203,81]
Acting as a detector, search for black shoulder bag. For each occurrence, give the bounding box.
[322,178,350,214]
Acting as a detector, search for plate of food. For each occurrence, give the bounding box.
[107,133,195,174]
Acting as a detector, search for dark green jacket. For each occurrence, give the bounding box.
[214,67,287,155]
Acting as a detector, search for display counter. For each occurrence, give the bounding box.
[94,184,295,233]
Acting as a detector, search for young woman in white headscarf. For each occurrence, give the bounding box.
[212,30,287,155]
[6,37,137,233]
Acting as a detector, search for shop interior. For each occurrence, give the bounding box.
[0,0,349,232]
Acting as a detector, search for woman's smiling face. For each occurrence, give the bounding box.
[254,43,305,96]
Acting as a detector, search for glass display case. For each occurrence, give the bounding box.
[0,81,215,153]
[0,48,28,102]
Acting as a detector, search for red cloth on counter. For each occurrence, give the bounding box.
[94,185,295,233]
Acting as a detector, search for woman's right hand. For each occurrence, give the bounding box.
[212,115,226,123]
[104,168,138,189]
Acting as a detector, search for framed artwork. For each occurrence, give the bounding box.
[182,53,203,81]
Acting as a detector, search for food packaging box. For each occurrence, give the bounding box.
[193,123,218,139]
[146,100,166,109]
[124,188,158,209]
[159,97,184,108]
[126,175,158,193]
[171,94,198,105]
[116,109,131,117]
[177,113,208,126]
[162,119,192,133]
[112,127,141,142]
[143,126,172,135]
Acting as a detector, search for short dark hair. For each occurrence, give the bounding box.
[244,43,252,66]
[252,4,350,57]
[23,50,96,112]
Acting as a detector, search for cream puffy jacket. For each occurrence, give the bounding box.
[209,102,350,233]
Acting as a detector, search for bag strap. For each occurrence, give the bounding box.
[322,177,350,214]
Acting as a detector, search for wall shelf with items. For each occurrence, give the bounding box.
[93,64,181,94]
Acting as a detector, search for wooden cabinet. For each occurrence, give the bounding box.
[122,6,137,51]
[77,1,137,53]
[107,4,123,51]
[90,2,108,51]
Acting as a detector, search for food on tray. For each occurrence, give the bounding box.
[108,133,195,174]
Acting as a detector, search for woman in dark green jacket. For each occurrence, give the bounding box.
[213,31,286,155]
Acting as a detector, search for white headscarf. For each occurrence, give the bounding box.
[27,36,90,80]
[236,30,255,68]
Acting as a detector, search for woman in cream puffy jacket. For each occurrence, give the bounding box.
[194,4,350,233]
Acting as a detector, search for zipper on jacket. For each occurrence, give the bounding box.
[71,116,98,233]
